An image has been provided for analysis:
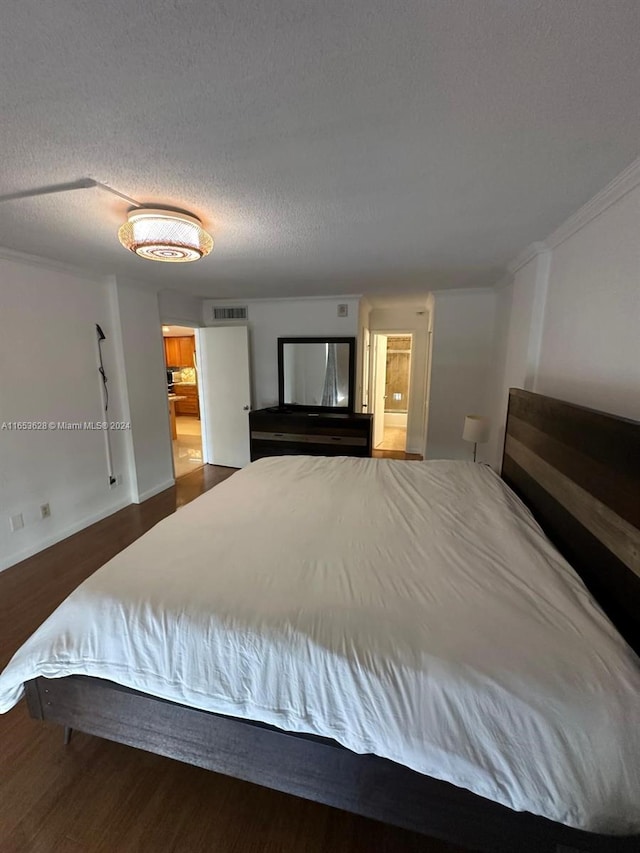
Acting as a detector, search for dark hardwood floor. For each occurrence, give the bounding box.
[0,464,464,853]
[372,449,423,460]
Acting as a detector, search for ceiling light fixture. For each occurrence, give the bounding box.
[118,208,213,263]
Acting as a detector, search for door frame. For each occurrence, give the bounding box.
[193,328,208,464]
[368,330,416,453]
[160,320,206,478]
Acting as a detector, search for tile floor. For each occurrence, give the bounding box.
[173,415,204,478]
[377,425,407,451]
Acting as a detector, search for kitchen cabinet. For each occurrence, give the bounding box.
[164,336,195,368]
[173,383,199,417]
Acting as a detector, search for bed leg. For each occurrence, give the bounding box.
[63,726,73,745]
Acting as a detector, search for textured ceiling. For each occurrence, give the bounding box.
[1,1,639,299]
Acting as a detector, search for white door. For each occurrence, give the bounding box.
[362,328,371,412]
[372,333,387,448]
[197,326,251,468]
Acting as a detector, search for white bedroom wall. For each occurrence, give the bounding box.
[158,288,203,327]
[535,178,640,420]
[487,249,551,469]
[112,278,175,502]
[485,280,513,470]
[491,157,640,468]
[426,289,497,463]
[0,255,131,571]
[202,296,359,408]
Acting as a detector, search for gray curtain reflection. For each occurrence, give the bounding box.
[321,343,339,406]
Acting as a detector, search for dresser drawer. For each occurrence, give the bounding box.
[251,441,370,460]
[249,408,372,461]
[251,431,368,448]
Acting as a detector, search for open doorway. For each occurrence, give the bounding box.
[162,325,204,478]
[371,333,413,452]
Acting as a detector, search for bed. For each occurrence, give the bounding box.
[0,389,639,853]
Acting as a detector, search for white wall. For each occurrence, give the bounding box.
[490,159,640,471]
[203,297,359,408]
[426,289,497,463]
[487,251,551,468]
[113,278,175,502]
[367,305,430,455]
[158,288,203,327]
[0,257,131,570]
[535,183,640,419]
[485,280,513,469]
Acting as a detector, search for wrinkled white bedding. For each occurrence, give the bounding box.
[1,457,639,833]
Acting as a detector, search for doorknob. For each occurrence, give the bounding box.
[243,405,249,411]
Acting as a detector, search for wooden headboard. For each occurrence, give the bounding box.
[502,389,640,656]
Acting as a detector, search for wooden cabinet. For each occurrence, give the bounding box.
[164,336,195,367]
[249,409,372,461]
[164,337,179,366]
[173,383,199,417]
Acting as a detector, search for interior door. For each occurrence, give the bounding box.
[372,333,387,448]
[362,328,371,412]
[197,326,251,468]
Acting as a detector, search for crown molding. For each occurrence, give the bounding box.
[507,242,549,275]
[431,285,498,297]
[546,155,640,250]
[493,273,514,291]
[0,245,105,282]
[202,293,363,304]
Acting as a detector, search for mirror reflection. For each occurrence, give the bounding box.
[282,342,351,408]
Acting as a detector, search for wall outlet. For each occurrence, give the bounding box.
[40,503,51,519]
[10,513,24,532]
[337,304,349,317]
[109,474,121,490]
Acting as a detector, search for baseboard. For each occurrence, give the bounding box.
[0,496,132,573]
[135,478,175,504]
[384,413,408,428]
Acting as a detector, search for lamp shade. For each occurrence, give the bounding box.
[462,415,490,444]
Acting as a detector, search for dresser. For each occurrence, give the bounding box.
[249,408,373,461]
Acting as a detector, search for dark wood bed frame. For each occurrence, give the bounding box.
[24,389,640,853]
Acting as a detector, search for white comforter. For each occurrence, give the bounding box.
[1,458,639,834]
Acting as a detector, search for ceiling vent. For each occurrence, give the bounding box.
[211,305,248,321]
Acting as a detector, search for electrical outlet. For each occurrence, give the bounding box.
[40,503,51,519]
[337,303,348,317]
[109,474,121,490]
[10,513,24,532]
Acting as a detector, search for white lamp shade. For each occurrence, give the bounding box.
[462,415,490,444]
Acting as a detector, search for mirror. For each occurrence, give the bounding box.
[278,337,356,412]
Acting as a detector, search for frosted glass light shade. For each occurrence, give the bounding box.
[462,415,490,444]
[118,208,213,263]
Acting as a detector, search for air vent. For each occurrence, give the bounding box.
[212,305,248,321]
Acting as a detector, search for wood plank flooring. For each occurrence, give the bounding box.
[372,449,423,460]
[0,464,464,853]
